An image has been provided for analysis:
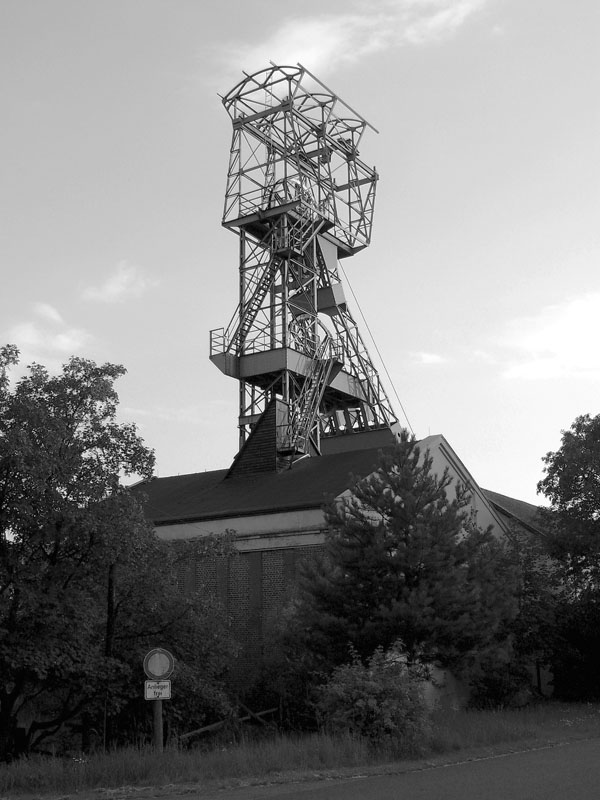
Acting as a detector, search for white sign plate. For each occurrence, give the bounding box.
[145,680,171,700]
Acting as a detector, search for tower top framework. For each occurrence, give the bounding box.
[220,63,378,257]
[210,65,400,473]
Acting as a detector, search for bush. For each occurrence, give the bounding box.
[468,658,537,709]
[315,644,429,756]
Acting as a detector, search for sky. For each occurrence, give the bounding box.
[1,0,599,505]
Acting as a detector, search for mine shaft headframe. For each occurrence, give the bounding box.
[213,64,400,461]
[220,63,379,255]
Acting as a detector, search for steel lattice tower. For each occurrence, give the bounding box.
[210,65,400,468]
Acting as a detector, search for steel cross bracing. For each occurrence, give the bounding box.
[210,65,399,457]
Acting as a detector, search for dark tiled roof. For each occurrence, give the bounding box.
[134,447,386,525]
[482,489,546,535]
[134,449,540,536]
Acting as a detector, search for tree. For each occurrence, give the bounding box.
[92,534,237,748]
[293,433,518,676]
[0,347,234,757]
[538,413,600,577]
[537,414,600,699]
[468,529,560,707]
[539,414,600,518]
[0,346,156,757]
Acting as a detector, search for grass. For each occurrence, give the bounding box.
[429,702,600,753]
[2,703,600,797]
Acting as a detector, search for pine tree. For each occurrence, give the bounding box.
[296,433,518,671]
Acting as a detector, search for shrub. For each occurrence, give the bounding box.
[468,658,537,709]
[315,644,429,756]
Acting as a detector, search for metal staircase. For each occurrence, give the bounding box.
[278,335,342,456]
[223,250,280,355]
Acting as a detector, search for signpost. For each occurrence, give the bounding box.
[143,648,174,752]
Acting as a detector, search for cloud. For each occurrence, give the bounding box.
[216,0,487,77]
[120,404,219,431]
[33,302,64,325]
[470,348,497,364]
[4,303,93,373]
[500,293,600,380]
[410,351,448,364]
[82,261,159,304]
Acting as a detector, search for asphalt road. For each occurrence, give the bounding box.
[198,738,600,800]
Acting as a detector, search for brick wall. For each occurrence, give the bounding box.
[176,542,325,664]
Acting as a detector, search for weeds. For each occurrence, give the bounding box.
[2,703,600,796]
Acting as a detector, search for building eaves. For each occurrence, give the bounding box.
[482,489,547,536]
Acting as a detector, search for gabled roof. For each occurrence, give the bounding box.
[482,489,546,535]
[135,439,538,539]
[135,447,386,525]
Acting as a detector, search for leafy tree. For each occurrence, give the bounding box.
[468,528,560,707]
[293,433,518,676]
[539,414,600,518]
[0,346,154,757]
[538,413,600,578]
[537,413,600,699]
[0,347,234,757]
[76,524,237,750]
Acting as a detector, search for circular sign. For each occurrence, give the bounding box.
[143,648,175,680]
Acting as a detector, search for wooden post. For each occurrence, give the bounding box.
[153,698,163,752]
